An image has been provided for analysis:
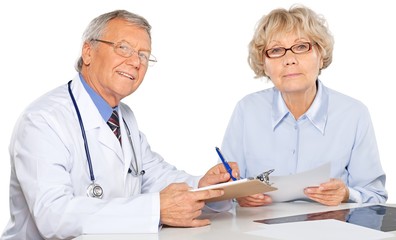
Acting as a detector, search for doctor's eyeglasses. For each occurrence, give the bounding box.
[265,42,317,59]
[92,39,157,66]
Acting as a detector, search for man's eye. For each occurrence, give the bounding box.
[138,52,149,61]
[118,44,130,51]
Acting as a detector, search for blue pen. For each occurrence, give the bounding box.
[215,147,237,181]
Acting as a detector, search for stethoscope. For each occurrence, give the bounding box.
[67,80,145,199]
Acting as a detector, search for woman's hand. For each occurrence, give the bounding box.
[236,194,272,207]
[304,178,349,206]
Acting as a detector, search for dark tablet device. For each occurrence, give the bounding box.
[254,205,396,232]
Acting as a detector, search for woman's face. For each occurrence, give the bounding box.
[263,32,323,95]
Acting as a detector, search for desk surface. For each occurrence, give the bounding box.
[74,202,396,240]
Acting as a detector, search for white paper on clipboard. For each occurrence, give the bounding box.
[191,162,330,202]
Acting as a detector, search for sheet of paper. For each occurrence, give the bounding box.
[267,162,330,202]
[246,219,393,240]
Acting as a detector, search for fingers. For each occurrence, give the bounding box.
[316,178,338,190]
[210,162,240,178]
[199,173,231,188]
[305,194,340,206]
[190,218,211,227]
[227,162,239,177]
[304,179,349,206]
[193,188,225,201]
[237,194,272,207]
[160,183,222,227]
[199,162,240,188]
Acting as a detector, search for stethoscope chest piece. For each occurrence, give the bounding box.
[87,183,104,199]
[68,80,143,199]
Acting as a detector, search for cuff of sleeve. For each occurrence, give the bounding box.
[347,187,362,204]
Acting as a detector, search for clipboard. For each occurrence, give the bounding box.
[192,162,331,202]
[191,170,277,202]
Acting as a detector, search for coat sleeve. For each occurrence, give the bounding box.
[11,110,162,239]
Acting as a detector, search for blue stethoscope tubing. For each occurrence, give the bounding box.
[68,81,105,198]
[67,80,145,198]
[68,81,96,183]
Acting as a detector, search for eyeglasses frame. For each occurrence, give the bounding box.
[92,39,157,66]
[264,42,317,59]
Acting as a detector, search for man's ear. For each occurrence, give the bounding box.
[81,42,93,66]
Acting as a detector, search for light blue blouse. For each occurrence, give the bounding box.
[221,80,387,203]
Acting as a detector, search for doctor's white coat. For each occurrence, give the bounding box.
[2,75,202,239]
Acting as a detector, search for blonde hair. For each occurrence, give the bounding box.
[248,5,334,78]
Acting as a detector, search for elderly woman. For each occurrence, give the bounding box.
[221,5,387,207]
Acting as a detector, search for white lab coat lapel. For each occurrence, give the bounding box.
[118,110,133,179]
[118,103,143,196]
[120,105,142,179]
[70,77,124,163]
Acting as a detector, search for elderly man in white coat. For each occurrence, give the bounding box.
[1,10,238,240]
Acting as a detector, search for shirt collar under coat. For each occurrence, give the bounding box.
[79,73,117,122]
[271,79,328,135]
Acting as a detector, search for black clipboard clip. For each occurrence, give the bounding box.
[255,169,274,185]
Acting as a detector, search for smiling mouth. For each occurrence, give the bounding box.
[118,71,135,80]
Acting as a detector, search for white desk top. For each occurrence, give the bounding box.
[74,202,396,240]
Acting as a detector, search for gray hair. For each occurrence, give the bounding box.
[75,10,152,72]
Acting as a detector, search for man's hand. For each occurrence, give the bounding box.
[198,162,239,188]
[160,183,224,227]
[304,178,349,206]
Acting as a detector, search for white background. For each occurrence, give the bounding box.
[0,0,394,229]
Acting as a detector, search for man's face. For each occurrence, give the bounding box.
[81,18,152,107]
